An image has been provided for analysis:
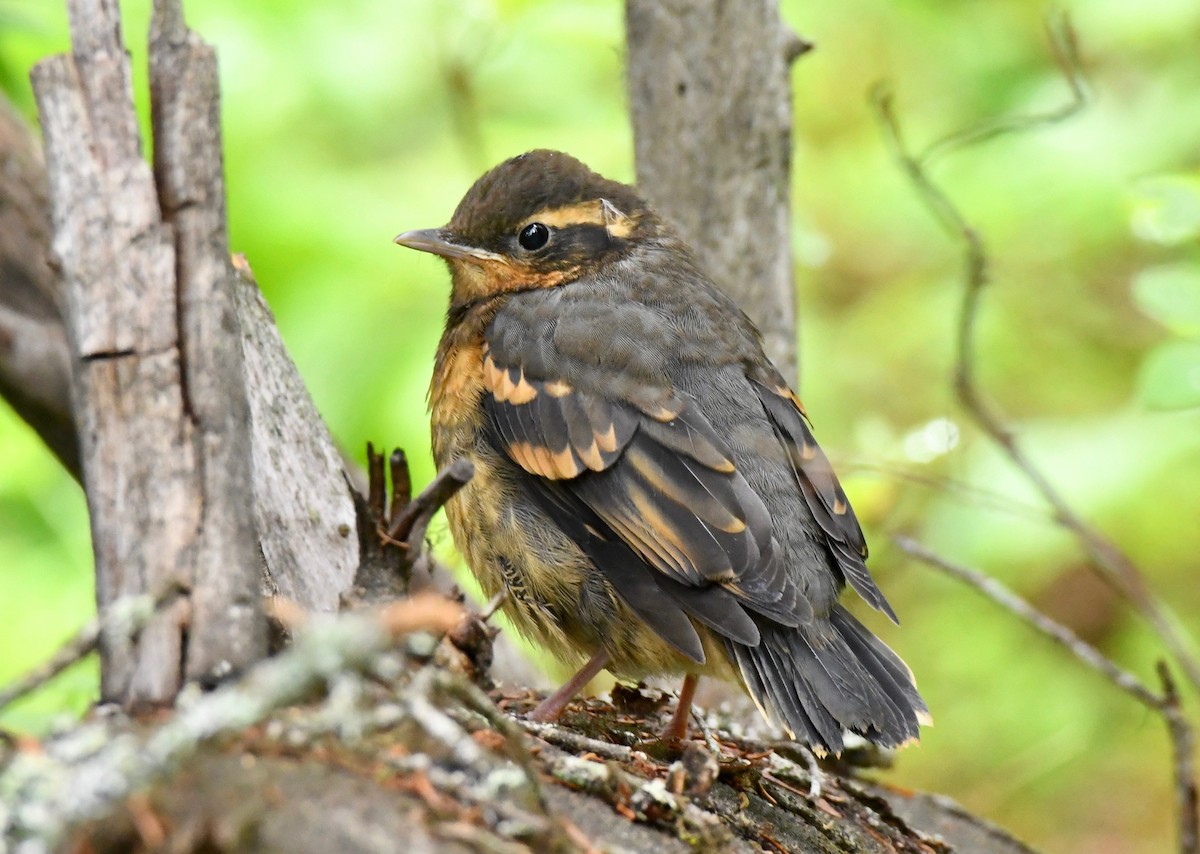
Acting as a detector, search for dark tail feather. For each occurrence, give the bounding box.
[728,605,927,754]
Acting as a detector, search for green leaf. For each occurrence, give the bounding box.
[1137,340,1200,410]
[1131,263,1200,336]
[1130,173,1200,245]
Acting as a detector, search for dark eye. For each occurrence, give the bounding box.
[517,222,550,251]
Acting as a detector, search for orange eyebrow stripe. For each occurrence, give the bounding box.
[521,199,637,239]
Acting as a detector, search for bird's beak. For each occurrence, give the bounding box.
[393,228,506,264]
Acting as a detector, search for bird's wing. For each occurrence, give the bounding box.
[748,371,898,622]
[480,340,809,664]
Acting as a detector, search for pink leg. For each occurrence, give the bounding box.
[528,650,612,722]
[662,673,699,742]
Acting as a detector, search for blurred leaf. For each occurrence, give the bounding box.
[1130,173,1200,245]
[1131,262,1200,336]
[1137,339,1200,410]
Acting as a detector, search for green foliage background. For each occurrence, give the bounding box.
[2,1,1199,851]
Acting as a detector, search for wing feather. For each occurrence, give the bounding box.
[481,346,809,650]
[751,377,898,623]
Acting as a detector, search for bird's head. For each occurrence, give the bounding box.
[395,150,658,307]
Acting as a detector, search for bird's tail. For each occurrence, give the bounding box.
[727,605,929,754]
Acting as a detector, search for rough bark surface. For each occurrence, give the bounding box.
[2,602,1038,853]
[0,97,358,618]
[149,0,264,685]
[235,265,358,612]
[626,0,800,382]
[30,0,265,703]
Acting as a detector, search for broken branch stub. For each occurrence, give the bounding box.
[30,0,265,705]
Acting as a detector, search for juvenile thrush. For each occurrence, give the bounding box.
[396,150,928,752]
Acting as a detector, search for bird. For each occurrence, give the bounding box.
[395,149,928,753]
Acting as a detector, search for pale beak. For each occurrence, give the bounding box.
[393,228,506,263]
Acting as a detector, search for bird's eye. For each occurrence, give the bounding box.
[517,222,550,251]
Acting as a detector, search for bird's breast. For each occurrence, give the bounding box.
[429,303,499,466]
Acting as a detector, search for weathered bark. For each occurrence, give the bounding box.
[234,264,358,612]
[149,0,264,686]
[626,0,802,382]
[31,0,265,702]
[2,598,1039,852]
[15,0,358,628]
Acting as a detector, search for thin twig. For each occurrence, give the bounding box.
[479,591,507,622]
[894,537,1162,707]
[517,718,635,763]
[898,537,1199,854]
[919,11,1088,164]
[689,705,723,756]
[1160,663,1200,854]
[872,11,1200,693]
[0,581,187,712]
[844,459,1054,525]
[386,457,475,546]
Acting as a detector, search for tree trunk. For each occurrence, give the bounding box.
[626,0,804,383]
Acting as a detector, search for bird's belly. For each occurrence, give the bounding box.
[439,434,726,681]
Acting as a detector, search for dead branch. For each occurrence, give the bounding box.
[386,457,474,547]
[351,452,473,601]
[896,537,1198,854]
[895,537,1163,709]
[0,583,187,713]
[1161,664,1200,854]
[872,9,1200,694]
[33,0,260,703]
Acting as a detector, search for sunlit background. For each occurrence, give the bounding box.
[2,1,1199,851]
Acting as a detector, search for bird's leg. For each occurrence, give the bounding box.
[527,649,611,722]
[661,673,700,742]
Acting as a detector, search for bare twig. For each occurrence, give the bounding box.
[897,537,1198,854]
[872,12,1200,693]
[919,11,1087,164]
[479,591,507,622]
[1160,663,1200,854]
[894,538,1161,707]
[0,582,187,713]
[846,459,1061,524]
[517,718,635,763]
[389,448,413,527]
[385,457,474,549]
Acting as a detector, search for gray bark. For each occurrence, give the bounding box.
[149,0,264,685]
[12,0,357,637]
[626,0,802,383]
[235,265,358,613]
[30,0,266,703]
